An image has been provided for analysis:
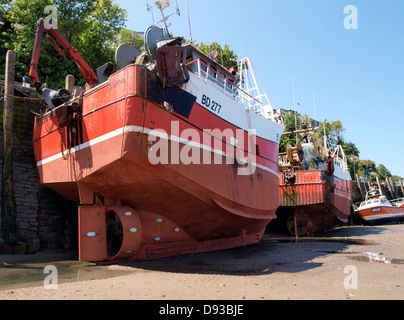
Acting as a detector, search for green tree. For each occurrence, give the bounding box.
[279,111,302,153]
[77,0,127,75]
[342,141,359,158]
[1,0,127,88]
[111,28,145,54]
[376,164,391,181]
[317,119,345,149]
[356,160,376,180]
[198,41,238,72]
[0,0,21,81]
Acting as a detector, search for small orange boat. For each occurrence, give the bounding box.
[354,187,404,224]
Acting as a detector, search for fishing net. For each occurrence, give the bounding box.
[301,144,326,171]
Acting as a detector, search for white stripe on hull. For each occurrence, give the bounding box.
[362,213,404,222]
[36,125,280,178]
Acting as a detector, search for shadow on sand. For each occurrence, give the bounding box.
[120,226,382,276]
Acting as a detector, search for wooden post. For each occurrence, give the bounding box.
[356,174,364,200]
[389,177,397,199]
[376,176,382,196]
[1,50,17,245]
[386,177,397,199]
[386,177,395,199]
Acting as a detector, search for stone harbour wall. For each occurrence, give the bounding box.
[0,98,77,254]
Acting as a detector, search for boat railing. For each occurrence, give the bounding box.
[186,59,274,120]
[333,145,348,171]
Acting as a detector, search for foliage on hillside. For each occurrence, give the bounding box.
[0,0,127,88]
[198,41,238,72]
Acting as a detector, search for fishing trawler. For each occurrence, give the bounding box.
[30,1,284,262]
[275,127,352,236]
[354,186,404,224]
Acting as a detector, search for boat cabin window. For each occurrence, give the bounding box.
[208,66,217,82]
[225,77,233,93]
[216,72,226,89]
[200,59,207,77]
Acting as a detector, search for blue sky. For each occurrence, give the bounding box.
[116,0,404,177]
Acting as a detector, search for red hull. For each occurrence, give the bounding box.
[277,170,352,235]
[33,65,281,261]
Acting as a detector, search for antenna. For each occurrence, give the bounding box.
[292,77,298,144]
[146,0,155,24]
[312,92,317,122]
[146,0,180,35]
[186,0,193,42]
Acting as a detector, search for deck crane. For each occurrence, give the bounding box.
[29,18,98,93]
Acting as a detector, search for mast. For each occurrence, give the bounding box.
[238,57,274,121]
[313,92,317,123]
[292,77,298,144]
[146,0,180,35]
[186,0,193,42]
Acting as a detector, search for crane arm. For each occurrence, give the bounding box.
[29,19,98,88]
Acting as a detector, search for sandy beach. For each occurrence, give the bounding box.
[1,224,404,301]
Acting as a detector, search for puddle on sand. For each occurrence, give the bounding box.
[349,255,404,265]
[0,260,135,290]
[315,250,359,255]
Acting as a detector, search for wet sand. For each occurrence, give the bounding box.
[1,224,404,300]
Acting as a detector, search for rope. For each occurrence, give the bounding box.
[0,92,73,102]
